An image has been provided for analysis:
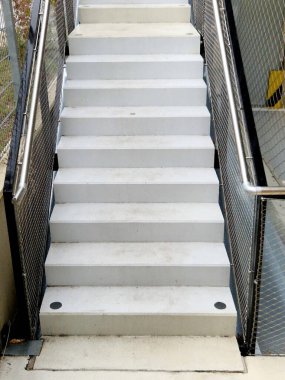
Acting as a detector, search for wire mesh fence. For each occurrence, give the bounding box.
[232,0,285,186]
[199,0,262,352]
[192,0,205,36]
[193,0,285,355]
[255,199,285,355]
[4,0,76,338]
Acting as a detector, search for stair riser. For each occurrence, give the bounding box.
[57,149,214,168]
[50,222,224,243]
[69,37,200,55]
[63,87,206,107]
[66,61,203,80]
[46,266,230,287]
[61,116,210,136]
[79,6,190,24]
[40,314,236,336]
[54,184,219,203]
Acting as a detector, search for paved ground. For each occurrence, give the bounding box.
[1,336,285,380]
[1,355,285,380]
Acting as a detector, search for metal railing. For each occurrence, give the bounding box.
[4,0,76,339]
[12,0,50,203]
[212,0,285,197]
[193,0,285,355]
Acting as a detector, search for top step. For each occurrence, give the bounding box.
[79,4,191,24]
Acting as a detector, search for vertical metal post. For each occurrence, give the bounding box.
[2,0,21,101]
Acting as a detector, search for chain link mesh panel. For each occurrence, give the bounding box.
[197,0,285,355]
[192,0,205,36]
[13,0,65,337]
[202,0,262,349]
[4,0,76,338]
[64,0,76,35]
[232,1,285,185]
[253,199,285,355]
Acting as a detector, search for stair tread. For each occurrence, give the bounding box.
[64,79,206,89]
[66,54,202,63]
[46,242,229,267]
[69,22,199,38]
[79,4,190,8]
[61,106,210,119]
[58,135,214,149]
[80,0,190,3]
[50,203,223,223]
[41,286,236,315]
[54,167,218,185]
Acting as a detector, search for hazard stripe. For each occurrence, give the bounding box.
[265,83,283,107]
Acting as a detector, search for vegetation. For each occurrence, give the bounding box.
[0,0,32,157]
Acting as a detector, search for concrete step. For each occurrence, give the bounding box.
[40,286,236,336]
[80,0,190,3]
[34,335,243,373]
[79,4,190,24]
[61,106,210,136]
[50,202,224,243]
[69,23,200,55]
[66,54,203,80]
[45,242,230,286]
[54,167,219,203]
[63,79,206,107]
[57,135,214,168]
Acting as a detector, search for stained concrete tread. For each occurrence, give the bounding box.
[61,106,210,119]
[57,135,214,150]
[46,242,229,266]
[79,4,190,23]
[79,4,190,8]
[66,55,203,79]
[66,54,203,63]
[45,242,230,286]
[69,22,199,38]
[81,0,190,3]
[50,202,224,223]
[33,336,244,372]
[41,286,235,314]
[53,168,219,203]
[54,167,219,185]
[61,106,210,136]
[64,78,206,89]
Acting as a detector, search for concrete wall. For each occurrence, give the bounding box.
[0,162,16,335]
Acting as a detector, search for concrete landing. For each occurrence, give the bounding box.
[33,336,244,372]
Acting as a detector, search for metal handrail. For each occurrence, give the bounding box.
[12,0,50,203]
[213,0,285,196]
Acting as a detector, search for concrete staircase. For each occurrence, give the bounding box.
[40,0,237,338]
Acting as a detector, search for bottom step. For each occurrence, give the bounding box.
[34,336,244,373]
[40,286,236,336]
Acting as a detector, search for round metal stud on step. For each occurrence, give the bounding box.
[50,302,62,310]
[214,302,227,310]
